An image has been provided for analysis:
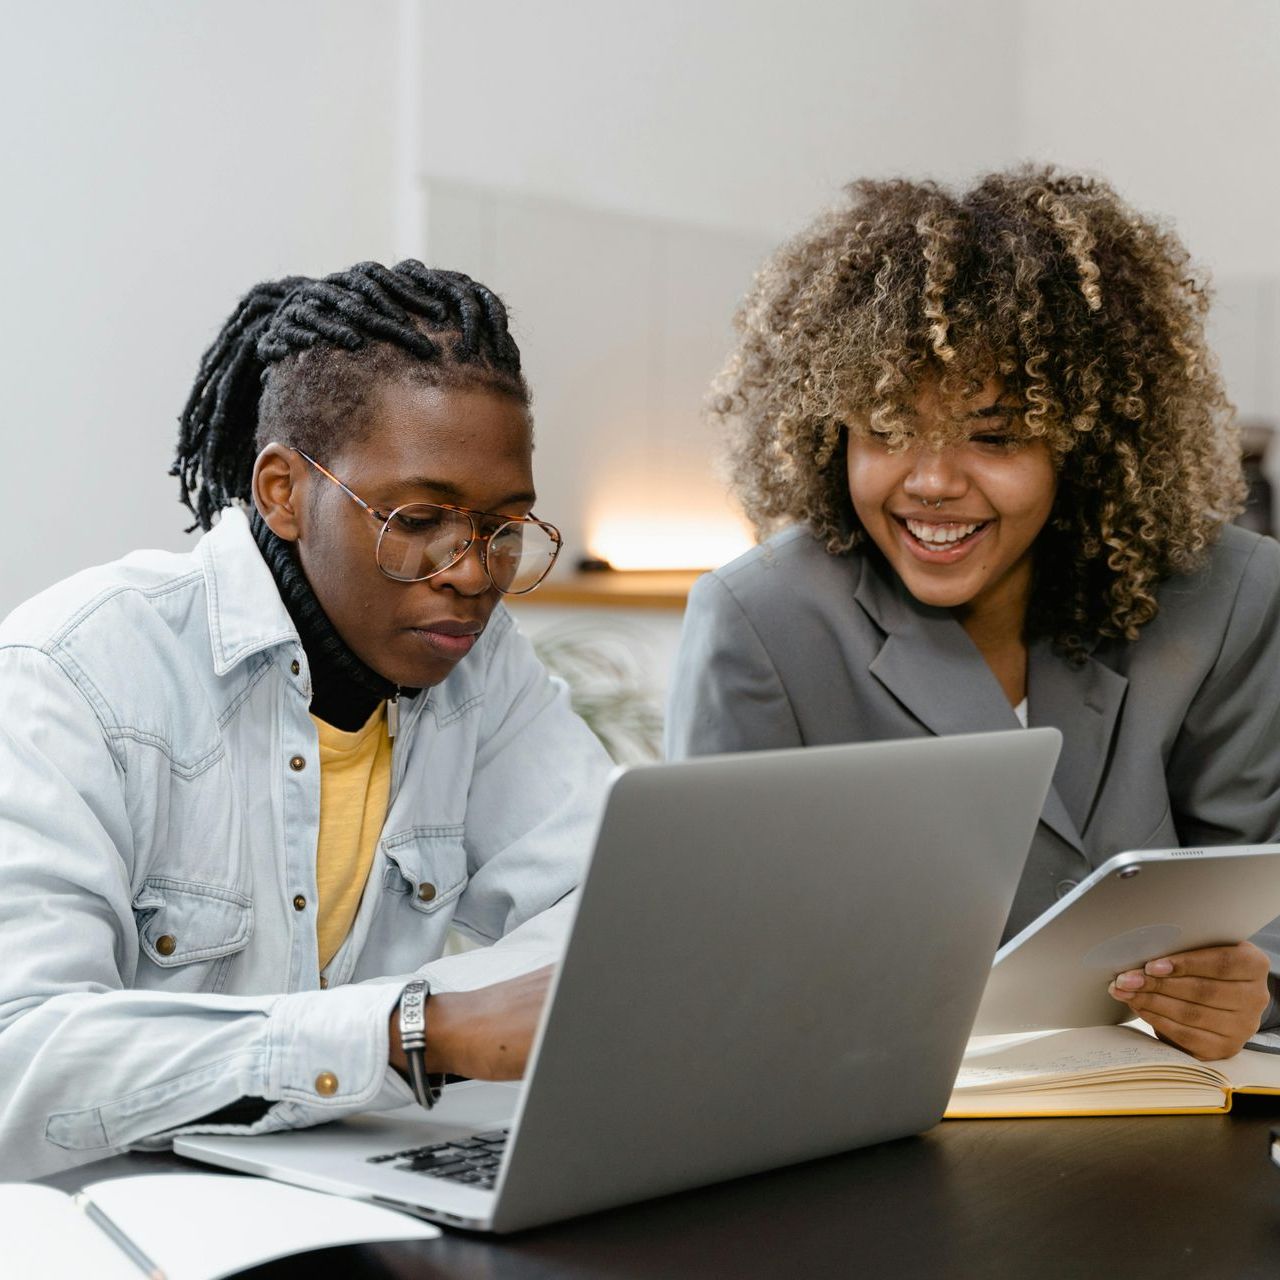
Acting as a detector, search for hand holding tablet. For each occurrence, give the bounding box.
[973,844,1280,1045]
[1109,940,1272,1060]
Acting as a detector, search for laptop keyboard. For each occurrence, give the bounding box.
[366,1128,509,1190]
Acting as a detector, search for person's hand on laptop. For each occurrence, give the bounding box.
[389,965,554,1081]
[1107,941,1271,1060]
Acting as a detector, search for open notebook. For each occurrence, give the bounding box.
[946,1023,1280,1117]
[1,1172,438,1280]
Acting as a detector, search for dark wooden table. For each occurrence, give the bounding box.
[41,1100,1280,1278]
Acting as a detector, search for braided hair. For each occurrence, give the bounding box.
[172,261,528,531]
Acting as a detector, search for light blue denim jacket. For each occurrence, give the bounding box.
[0,508,612,1178]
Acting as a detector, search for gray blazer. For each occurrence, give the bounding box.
[666,523,1280,1015]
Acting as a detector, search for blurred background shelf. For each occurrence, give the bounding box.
[512,570,702,610]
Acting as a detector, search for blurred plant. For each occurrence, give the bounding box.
[531,619,664,764]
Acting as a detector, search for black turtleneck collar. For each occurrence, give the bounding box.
[249,508,419,731]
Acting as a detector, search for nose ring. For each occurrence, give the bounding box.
[919,497,944,510]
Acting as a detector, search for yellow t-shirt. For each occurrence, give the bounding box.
[312,704,393,971]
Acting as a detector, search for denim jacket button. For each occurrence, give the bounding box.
[290,659,301,676]
[289,755,306,772]
[155,934,177,957]
[293,894,307,912]
[417,883,437,903]
[314,1072,339,1097]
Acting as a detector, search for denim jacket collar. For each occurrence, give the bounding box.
[198,506,300,677]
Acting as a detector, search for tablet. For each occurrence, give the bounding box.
[972,843,1280,1035]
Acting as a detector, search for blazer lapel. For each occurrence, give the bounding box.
[854,560,1022,738]
[1027,638,1128,854]
[853,556,1103,861]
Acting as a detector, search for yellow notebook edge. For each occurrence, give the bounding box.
[945,1084,1280,1120]
[944,1102,1231,1119]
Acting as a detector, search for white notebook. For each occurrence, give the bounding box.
[1,1172,440,1280]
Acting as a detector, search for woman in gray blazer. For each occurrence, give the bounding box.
[667,168,1280,1059]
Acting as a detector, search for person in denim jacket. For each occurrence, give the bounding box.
[0,262,613,1177]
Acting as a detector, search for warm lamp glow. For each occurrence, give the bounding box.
[587,514,754,571]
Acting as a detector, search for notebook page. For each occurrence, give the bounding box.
[0,1183,136,1280]
[1207,1044,1280,1091]
[955,1024,1225,1093]
[85,1172,440,1280]
[1126,1018,1280,1091]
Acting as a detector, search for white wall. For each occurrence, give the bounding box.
[415,0,1024,239]
[407,0,1027,571]
[407,0,1280,558]
[1016,0,1280,422]
[420,179,770,568]
[1017,0,1280,280]
[0,0,400,614]
[4,0,1277,617]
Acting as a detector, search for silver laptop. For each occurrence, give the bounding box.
[177,728,1061,1233]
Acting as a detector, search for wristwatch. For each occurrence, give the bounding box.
[398,978,445,1109]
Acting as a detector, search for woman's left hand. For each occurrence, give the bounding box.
[1108,941,1272,1060]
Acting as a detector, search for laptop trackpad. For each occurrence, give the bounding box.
[346,1080,521,1151]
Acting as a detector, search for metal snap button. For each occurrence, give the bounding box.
[290,659,301,676]
[155,934,177,957]
[293,894,307,911]
[314,1072,339,1097]
[417,883,437,903]
[319,976,328,989]
[289,755,306,772]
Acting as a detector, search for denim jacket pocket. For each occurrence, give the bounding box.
[381,828,469,916]
[131,878,253,992]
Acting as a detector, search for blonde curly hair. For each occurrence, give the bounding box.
[714,166,1244,658]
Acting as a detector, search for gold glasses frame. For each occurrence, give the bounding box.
[293,448,562,594]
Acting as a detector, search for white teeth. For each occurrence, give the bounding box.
[904,519,983,545]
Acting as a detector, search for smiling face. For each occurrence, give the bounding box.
[845,379,1058,634]
[255,379,537,689]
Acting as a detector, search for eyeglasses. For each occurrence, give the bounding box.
[294,449,562,595]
